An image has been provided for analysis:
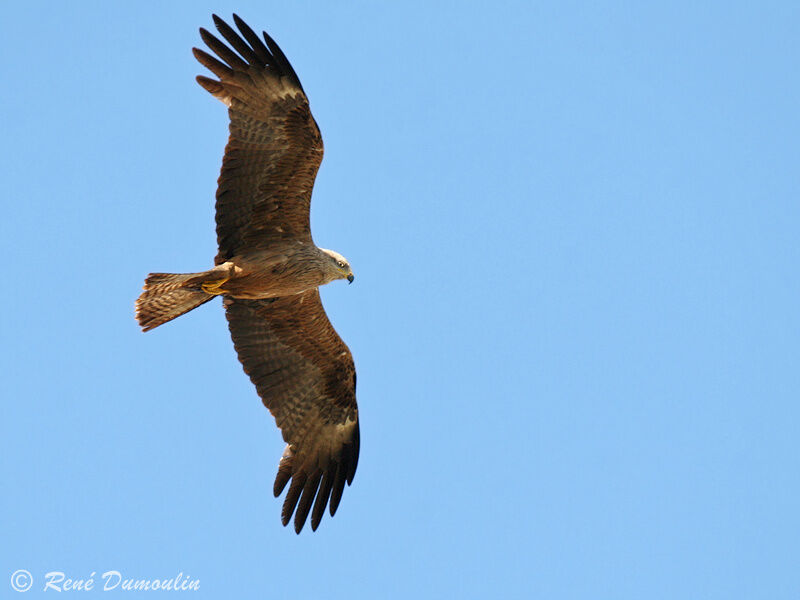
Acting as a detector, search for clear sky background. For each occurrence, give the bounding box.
[2,1,798,598]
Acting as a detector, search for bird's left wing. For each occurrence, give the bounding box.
[224,290,359,532]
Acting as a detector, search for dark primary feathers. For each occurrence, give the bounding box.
[194,16,359,533]
[193,14,324,265]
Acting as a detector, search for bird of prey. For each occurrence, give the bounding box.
[135,14,359,533]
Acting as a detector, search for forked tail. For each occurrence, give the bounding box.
[135,272,214,332]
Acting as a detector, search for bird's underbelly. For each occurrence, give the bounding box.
[221,267,319,300]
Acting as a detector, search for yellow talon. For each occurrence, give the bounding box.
[201,277,229,295]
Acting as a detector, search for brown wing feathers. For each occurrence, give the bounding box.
[224,291,359,533]
[194,14,323,263]
[275,422,360,531]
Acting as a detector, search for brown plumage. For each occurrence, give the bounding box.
[135,14,359,533]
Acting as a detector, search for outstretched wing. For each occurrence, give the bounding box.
[193,14,323,264]
[224,290,360,533]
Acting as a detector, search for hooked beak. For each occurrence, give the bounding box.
[347,273,354,284]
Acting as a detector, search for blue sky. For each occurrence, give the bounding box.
[2,1,799,598]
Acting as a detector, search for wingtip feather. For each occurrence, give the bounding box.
[293,471,322,534]
[273,448,293,497]
[281,474,306,527]
[310,470,334,531]
[329,461,347,517]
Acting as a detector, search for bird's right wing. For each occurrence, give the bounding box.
[193,14,324,263]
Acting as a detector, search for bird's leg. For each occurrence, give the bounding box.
[201,279,228,295]
[200,262,235,295]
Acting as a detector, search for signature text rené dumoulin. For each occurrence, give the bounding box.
[42,570,200,592]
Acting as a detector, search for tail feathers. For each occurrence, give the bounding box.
[136,272,213,332]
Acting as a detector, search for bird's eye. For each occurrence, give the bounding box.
[337,261,345,269]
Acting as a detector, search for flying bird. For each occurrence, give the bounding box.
[135,14,360,533]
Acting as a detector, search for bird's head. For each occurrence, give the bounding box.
[320,248,354,284]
